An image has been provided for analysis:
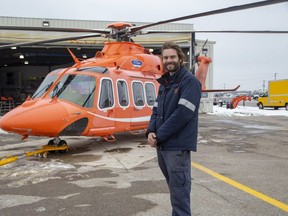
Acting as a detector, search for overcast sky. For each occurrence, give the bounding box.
[1,0,287,91]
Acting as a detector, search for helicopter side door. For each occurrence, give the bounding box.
[130,79,156,130]
[114,79,131,132]
[131,80,146,129]
[92,77,116,135]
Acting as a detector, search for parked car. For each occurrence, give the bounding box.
[253,94,260,100]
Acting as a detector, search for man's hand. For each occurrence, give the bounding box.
[147,132,158,148]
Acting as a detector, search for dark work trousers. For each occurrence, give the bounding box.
[157,149,192,216]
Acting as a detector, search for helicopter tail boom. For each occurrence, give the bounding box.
[195,56,212,90]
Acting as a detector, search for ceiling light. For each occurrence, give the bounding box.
[24,61,29,65]
[42,21,50,27]
[82,54,87,59]
[11,47,17,50]
[19,54,24,59]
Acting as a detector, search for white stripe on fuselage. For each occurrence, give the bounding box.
[87,111,150,123]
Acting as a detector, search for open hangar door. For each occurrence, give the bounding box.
[0,45,102,105]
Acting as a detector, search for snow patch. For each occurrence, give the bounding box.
[209,106,288,117]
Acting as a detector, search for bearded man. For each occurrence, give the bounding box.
[147,41,202,216]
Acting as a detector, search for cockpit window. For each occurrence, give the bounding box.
[50,74,96,108]
[32,75,59,99]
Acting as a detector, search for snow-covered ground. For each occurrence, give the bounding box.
[0,106,287,134]
[210,105,288,117]
[0,129,7,134]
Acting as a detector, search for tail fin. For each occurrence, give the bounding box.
[195,56,212,90]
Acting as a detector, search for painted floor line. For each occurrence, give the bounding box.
[192,162,288,213]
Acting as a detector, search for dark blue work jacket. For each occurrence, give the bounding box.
[147,67,201,151]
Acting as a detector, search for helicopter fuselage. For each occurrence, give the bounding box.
[0,42,163,139]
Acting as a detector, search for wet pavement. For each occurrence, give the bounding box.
[0,113,288,216]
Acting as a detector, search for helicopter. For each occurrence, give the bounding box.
[0,0,287,149]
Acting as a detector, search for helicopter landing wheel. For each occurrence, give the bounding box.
[47,139,55,146]
[58,140,69,153]
[46,139,69,154]
[47,137,61,146]
[46,139,58,154]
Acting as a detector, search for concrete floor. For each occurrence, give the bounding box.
[0,112,287,216]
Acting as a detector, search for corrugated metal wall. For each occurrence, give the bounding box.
[0,16,195,45]
[0,16,194,30]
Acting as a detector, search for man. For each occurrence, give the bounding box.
[146,41,202,216]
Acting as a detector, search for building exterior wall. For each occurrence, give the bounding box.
[0,16,195,30]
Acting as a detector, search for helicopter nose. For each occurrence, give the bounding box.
[0,99,76,137]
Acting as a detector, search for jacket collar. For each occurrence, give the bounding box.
[157,67,186,86]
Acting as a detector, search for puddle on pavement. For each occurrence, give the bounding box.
[59,154,103,163]
[104,147,133,153]
[137,141,149,148]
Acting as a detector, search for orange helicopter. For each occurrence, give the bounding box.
[0,0,287,150]
[0,23,213,143]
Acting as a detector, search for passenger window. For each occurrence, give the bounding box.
[117,80,129,107]
[145,82,156,106]
[132,81,145,106]
[99,79,114,109]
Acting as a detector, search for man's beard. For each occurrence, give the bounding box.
[164,62,180,73]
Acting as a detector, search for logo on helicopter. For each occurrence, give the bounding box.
[131,60,143,68]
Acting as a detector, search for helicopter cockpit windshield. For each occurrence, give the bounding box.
[50,74,96,108]
[32,75,59,99]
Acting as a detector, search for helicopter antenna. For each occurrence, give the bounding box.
[67,48,81,67]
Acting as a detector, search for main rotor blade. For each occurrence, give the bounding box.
[132,0,288,32]
[143,30,288,34]
[0,33,102,50]
[193,30,288,34]
[0,26,110,34]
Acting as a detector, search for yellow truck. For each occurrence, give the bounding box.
[257,79,288,110]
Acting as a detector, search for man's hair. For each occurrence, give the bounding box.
[161,41,186,66]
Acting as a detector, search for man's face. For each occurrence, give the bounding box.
[162,48,180,73]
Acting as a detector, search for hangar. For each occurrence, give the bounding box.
[0,16,214,113]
